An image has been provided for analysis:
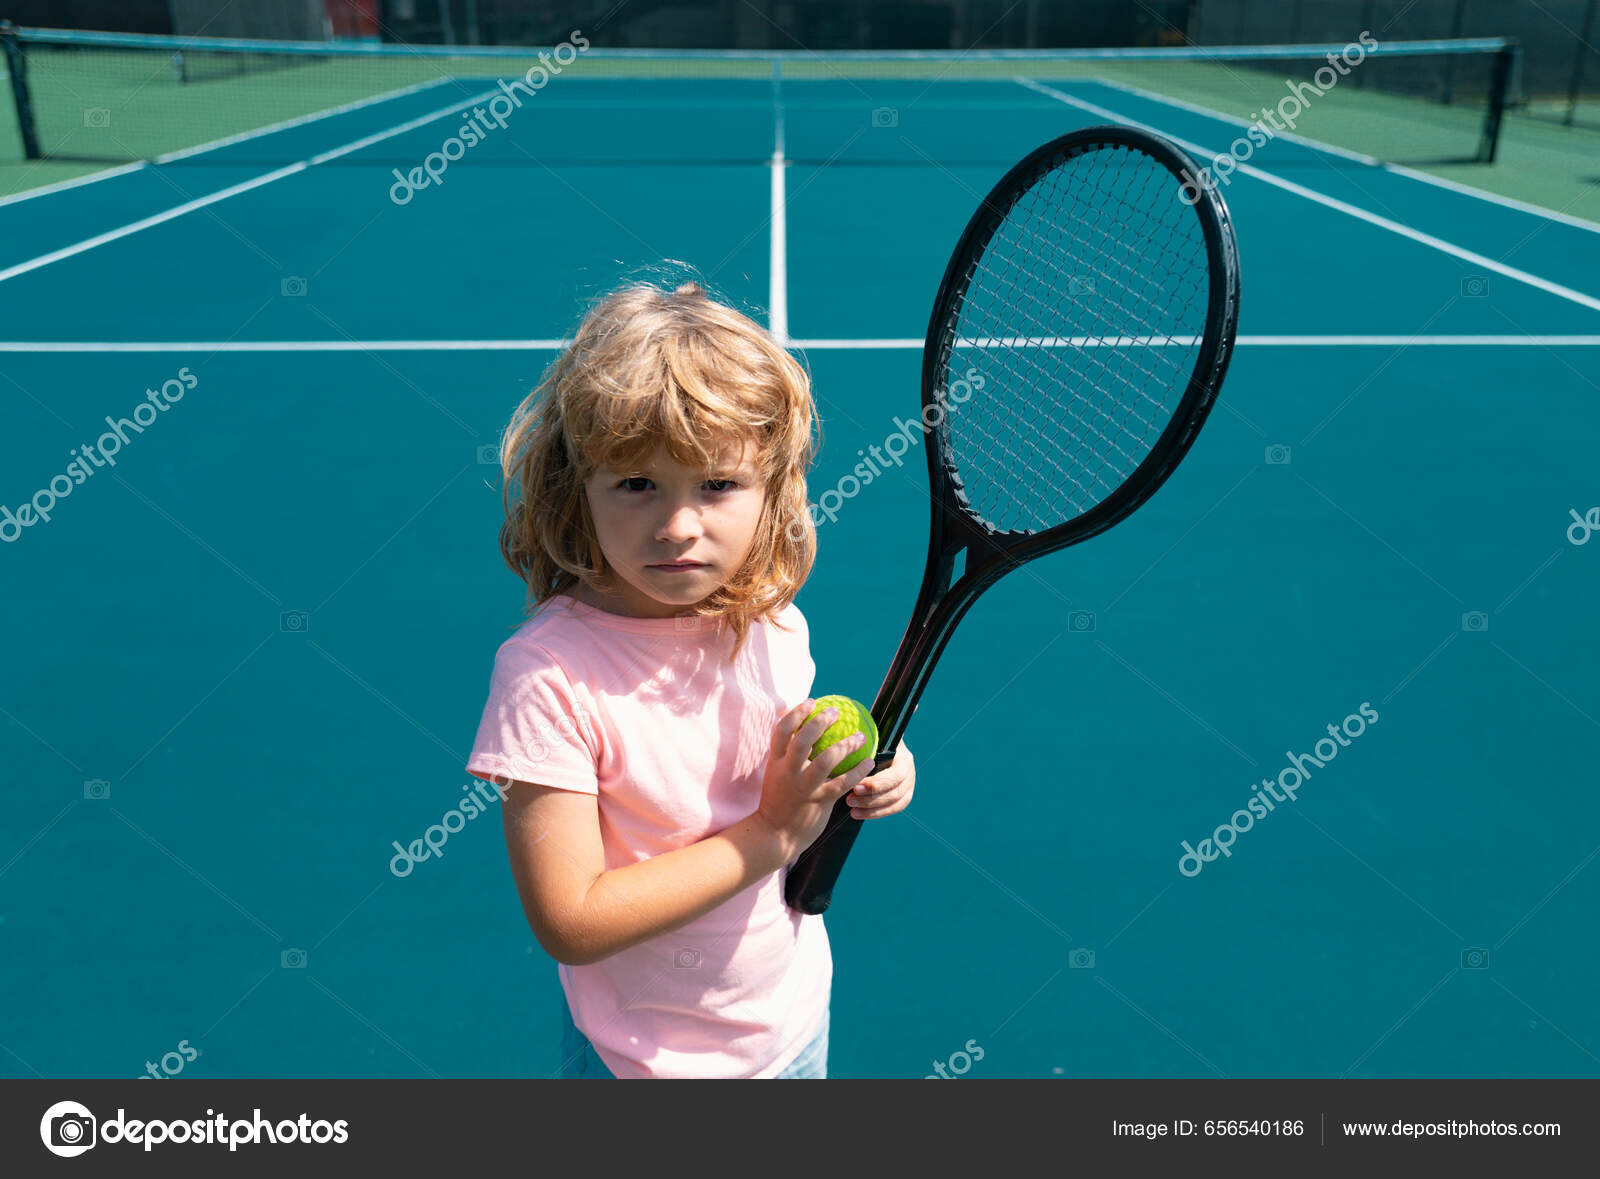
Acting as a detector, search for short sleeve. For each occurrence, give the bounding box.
[465,640,600,795]
[777,600,808,640]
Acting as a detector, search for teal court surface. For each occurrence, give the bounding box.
[2,64,1599,1079]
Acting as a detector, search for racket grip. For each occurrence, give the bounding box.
[784,750,893,914]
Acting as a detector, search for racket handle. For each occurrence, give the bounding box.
[784,750,894,914]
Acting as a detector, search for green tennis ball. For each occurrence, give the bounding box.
[807,694,878,778]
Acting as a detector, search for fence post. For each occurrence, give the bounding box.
[0,21,40,161]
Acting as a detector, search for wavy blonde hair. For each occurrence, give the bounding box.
[497,278,819,663]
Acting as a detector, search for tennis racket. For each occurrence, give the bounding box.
[784,124,1241,915]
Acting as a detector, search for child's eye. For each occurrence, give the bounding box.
[618,478,738,493]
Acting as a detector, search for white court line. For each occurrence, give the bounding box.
[0,84,505,286]
[769,64,790,345]
[0,79,454,210]
[0,340,572,352]
[1225,334,1600,346]
[155,76,458,163]
[0,162,151,209]
[1090,76,1600,237]
[1093,77,1383,165]
[5,335,1600,353]
[1014,77,1600,316]
[1381,163,1600,236]
[795,335,1600,348]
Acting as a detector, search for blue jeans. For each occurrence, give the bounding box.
[558,1001,829,1078]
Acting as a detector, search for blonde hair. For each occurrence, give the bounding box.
[497,278,819,663]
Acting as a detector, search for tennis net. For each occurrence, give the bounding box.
[0,25,1520,170]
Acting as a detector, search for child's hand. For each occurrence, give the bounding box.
[757,699,875,864]
[847,740,914,820]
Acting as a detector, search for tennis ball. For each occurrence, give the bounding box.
[807,694,878,778]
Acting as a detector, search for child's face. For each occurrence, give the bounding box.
[581,439,768,619]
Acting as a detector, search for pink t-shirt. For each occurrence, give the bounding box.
[465,591,831,1079]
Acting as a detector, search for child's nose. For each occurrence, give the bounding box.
[656,504,703,542]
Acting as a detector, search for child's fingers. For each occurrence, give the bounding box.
[851,793,909,820]
[851,780,910,817]
[828,747,874,794]
[858,767,914,805]
[791,705,844,766]
[774,699,820,755]
[803,732,862,783]
[853,764,895,793]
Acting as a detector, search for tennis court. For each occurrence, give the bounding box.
[3,32,1599,1080]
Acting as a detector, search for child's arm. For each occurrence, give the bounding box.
[502,784,792,966]
[501,700,871,965]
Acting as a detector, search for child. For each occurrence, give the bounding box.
[465,278,916,1079]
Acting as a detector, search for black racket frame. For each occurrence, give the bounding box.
[784,124,1241,915]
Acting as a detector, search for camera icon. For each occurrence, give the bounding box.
[675,612,701,631]
[48,1109,97,1154]
[281,948,308,969]
[1068,610,1096,633]
[280,610,309,633]
[1068,948,1095,969]
[673,948,701,969]
[1460,275,1490,297]
[1461,947,1489,969]
[870,107,898,128]
[280,276,308,297]
[83,778,111,800]
[1067,275,1096,297]
[476,443,499,465]
[83,107,111,128]
[1461,611,1489,632]
[1265,444,1292,465]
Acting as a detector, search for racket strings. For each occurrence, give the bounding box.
[959,242,1151,488]
[980,153,1206,470]
[1027,166,1193,340]
[1011,162,1203,405]
[953,235,1158,479]
[950,284,1163,495]
[950,246,1179,526]
[940,145,1211,534]
[979,215,1177,474]
[995,161,1199,387]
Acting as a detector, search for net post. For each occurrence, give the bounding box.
[1354,0,1374,88]
[1441,0,1468,105]
[0,21,40,160]
[1566,0,1598,127]
[1478,40,1517,164]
